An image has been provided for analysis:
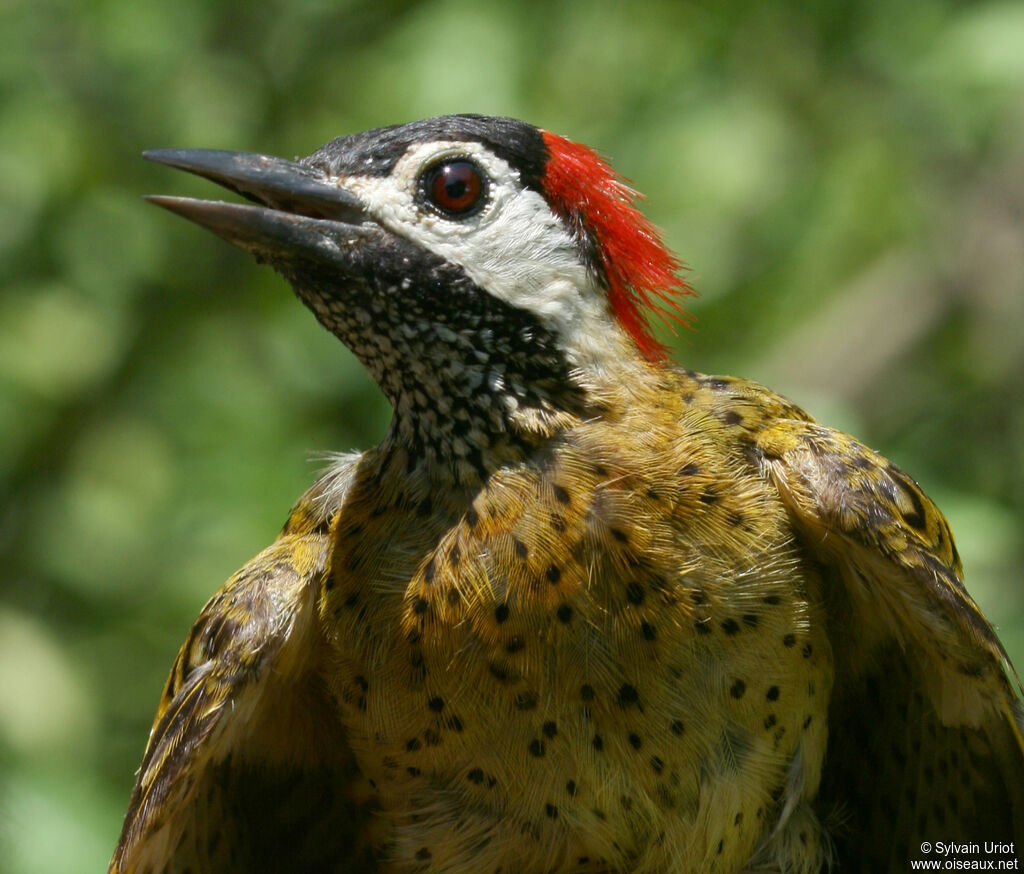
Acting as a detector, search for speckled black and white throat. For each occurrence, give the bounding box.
[274,231,590,480]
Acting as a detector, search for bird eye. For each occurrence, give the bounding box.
[421,159,487,217]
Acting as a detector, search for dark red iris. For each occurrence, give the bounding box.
[423,159,485,216]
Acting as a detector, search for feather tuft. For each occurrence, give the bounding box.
[541,131,694,361]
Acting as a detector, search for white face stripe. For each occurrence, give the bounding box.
[330,139,622,368]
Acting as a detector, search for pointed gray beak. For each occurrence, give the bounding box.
[143,149,375,261]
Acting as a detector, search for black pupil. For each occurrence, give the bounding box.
[429,161,483,214]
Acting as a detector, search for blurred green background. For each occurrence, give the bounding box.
[2,0,1023,870]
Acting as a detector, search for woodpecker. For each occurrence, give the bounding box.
[113,115,1023,874]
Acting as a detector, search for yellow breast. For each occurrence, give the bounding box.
[320,400,833,873]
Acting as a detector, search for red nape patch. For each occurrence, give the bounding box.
[540,130,694,362]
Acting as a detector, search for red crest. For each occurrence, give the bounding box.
[541,131,694,361]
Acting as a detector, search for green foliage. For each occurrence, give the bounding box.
[1,0,1022,869]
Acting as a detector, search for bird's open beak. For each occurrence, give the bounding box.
[143,149,375,261]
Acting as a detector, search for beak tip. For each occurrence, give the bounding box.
[143,194,192,214]
[142,148,188,168]
[142,196,233,233]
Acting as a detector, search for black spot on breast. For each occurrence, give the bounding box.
[515,691,538,711]
[610,527,628,543]
[617,684,639,708]
[488,663,511,683]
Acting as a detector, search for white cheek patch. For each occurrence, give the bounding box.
[333,140,618,366]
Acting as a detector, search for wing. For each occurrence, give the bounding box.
[110,458,376,874]
[752,418,1024,870]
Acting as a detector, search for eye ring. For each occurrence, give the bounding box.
[420,158,488,218]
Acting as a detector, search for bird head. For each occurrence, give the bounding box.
[146,115,692,478]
